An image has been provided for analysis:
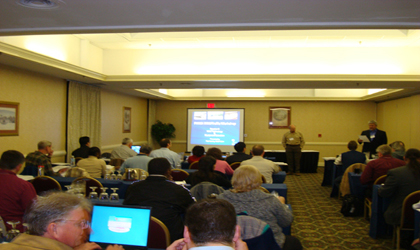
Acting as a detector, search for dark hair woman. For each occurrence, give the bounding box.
[378,148,420,226]
[185,156,231,188]
[206,147,234,175]
[187,145,205,164]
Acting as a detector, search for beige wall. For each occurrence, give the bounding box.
[155,100,377,161]
[0,64,149,161]
[101,90,149,152]
[0,64,67,161]
[377,94,420,149]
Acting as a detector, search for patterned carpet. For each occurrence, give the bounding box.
[285,169,394,250]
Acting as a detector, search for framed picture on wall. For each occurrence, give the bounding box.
[269,106,291,129]
[123,107,131,133]
[0,101,19,136]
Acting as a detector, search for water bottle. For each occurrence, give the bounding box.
[70,156,75,167]
[38,165,44,176]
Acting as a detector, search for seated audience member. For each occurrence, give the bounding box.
[25,140,65,176]
[334,140,366,187]
[123,158,195,242]
[226,142,252,165]
[206,147,234,175]
[241,145,279,184]
[71,136,90,159]
[378,149,420,226]
[0,150,37,233]
[76,147,106,178]
[187,145,205,164]
[360,144,405,191]
[167,199,248,250]
[2,192,123,250]
[149,138,180,168]
[218,165,301,250]
[186,156,232,188]
[389,140,406,160]
[110,138,137,160]
[119,144,153,174]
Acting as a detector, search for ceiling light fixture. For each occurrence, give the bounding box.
[16,0,61,10]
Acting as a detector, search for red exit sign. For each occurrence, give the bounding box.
[207,103,215,108]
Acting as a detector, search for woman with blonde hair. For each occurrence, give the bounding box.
[218,165,302,250]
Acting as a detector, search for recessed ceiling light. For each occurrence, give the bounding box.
[16,0,60,10]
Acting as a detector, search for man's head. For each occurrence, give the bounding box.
[289,125,296,133]
[368,120,378,131]
[139,144,152,155]
[0,150,25,171]
[251,145,264,156]
[347,140,358,151]
[389,141,405,152]
[159,138,171,148]
[79,136,90,147]
[122,138,133,147]
[234,142,246,153]
[24,192,92,248]
[88,147,101,158]
[148,158,171,177]
[184,199,239,247]
[376,144,392,157]
[38,140,53,155]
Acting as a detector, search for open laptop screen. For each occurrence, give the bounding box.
[89,204,151,249]
[131,145,141,154]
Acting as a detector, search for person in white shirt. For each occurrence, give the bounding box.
[241,145,280,184]
[110,138,137,160]
[119,144,153,173]
[76,147,106,178]
[149,138,180,168]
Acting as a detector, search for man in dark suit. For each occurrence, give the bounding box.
[358,120,387,159]
[226,142,252,165]
[72,136,90,158]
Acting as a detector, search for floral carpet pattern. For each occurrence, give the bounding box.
[285,169,393,250]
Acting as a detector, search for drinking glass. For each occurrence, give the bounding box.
[104,173,110,180]
[22,223,29,234]
[6,221,20,241]
[89,187,98,200]
[110,188,119,201]
[99,187,109,201]
[64,185,72,193]
[110,173,117,180]
[116,170,122,180]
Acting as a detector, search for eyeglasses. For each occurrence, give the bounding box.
[55,219,90,229]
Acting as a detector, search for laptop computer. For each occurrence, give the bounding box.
[89,204,151,250]
[131,145,141,154]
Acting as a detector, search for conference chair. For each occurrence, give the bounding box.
[170,169,189,181]
[30,176,62,195]
[109,158,124,170]
[190,182,225,201]
[72,176,103,197]
[237,215,282,250]
[147,217,171,249]
[339,163,366,197]
[364,175,387,220]
[101,152,112,159]
[189,161,199,169]
[19,163,38,177]
[230,162,242,170]
[394,190,420,250]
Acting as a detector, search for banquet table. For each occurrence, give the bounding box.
[263,150,319,173]
[182,169,286,183]
[321,157,337,186]
[370,184,392,238]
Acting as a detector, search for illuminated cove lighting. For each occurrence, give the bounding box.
[226,90,265,97]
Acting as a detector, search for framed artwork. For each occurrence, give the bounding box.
[123,107,131,133]
[269,107,291,129]
[0,101,19,136]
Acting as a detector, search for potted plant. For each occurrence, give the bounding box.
[151,120,176,143]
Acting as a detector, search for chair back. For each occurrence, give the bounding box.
[171,169,189,181]
[101,152,112,158]
[237,215,281,250]
[65,167,90,178]
[374,175,387,185]
[230,162,242,170]
[190,182,225,201]
[72,177,103,197]
[0,216,7,238]
[189,161,199,169]
[400,190,420,229]
[109,158,125,170]
[340,163,366,196]
[31,176,62,195]
[259,186,270,194]
[147,216,170,249]
[20,163,38,177]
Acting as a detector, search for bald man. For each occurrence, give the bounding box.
[282,125,305,176]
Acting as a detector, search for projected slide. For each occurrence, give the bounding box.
[187,109,244,152]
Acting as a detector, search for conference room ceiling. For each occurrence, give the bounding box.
[1,0,420,101]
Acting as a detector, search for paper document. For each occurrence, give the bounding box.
[359,135,370,142]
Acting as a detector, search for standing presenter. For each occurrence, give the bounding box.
[358,120,387,159]
[282,125,305,176]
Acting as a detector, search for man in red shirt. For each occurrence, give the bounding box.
[361,144,405,191]
[0,150,37,232]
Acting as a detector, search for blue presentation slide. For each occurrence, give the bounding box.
[190,110,240,146]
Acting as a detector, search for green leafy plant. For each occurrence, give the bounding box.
[151,120,176,143]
